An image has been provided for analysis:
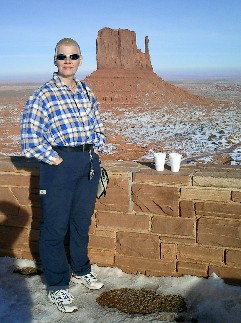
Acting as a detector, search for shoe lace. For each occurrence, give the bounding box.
[54,289,74,302]
[84,272,97,281]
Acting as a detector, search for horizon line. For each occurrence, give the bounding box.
[0,69,241,83]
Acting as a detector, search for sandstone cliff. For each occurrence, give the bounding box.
[84,27,214,109]
[96,27,152,70]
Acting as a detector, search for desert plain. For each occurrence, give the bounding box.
[0,78,240,166]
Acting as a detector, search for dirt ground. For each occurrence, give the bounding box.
[0,79,240,165]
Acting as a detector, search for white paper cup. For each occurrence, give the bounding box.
[169,153,182,172]
[154,152,166,171]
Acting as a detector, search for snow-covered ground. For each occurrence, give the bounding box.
[100,79,241,165]
[0,257,241,323]
[103,103,241,164]
[0,80,240,165]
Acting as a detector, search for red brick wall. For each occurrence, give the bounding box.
[1,156,241,284]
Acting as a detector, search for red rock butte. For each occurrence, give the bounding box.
[84,27,213,109]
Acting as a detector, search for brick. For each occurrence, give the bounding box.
[225,249,241,266]
[193,173,241,189]
[178,245,223,264]
[0,187,20,215]
[89,235,115,250]
[21,250,37,260]
[0,226,29,249]
[14,248,34,259]
[133,171,191,186]
[180,200,195,218]
[18,206,42,231]
[29,228,40,242]
[116,232,160,259]
[88,248,114,266]
[96,199,129,213]
[105,161,136,172]
[19,205,34,218]
[14,248,32,259]
[96,211,149,232]
[197,218,241,248]
[0,248,15,257]
[7,214,32,228]
[11,187,40,206]
[89,215,96,235]
[208,265,241,283]
[186,165,239,173]
[102,174,129,201]
[181,187,231,202]
[177,261,208,277]
[196,201,241,219]
[0,214,8,223]
[11,157,40,172]
[0,159,16,172]
[89,222,95,235]
[94,228,116,238]
[133,184,179,216]
[115,254,176,275]
[232,191,241,203]
[160,243,177,260]
[28,175,40,188]
[160,235,196,244]
[0,203,19,217]
[145,269,178,277]
[152,216,194,237]
[30,217,42,231]
[0,173,31,187]
[117,266,146,275]
[95,174,130,212]
[18,205,39,217]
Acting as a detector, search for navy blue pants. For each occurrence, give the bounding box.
[39,148,100,291]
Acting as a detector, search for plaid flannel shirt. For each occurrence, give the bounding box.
[20,73,106,164]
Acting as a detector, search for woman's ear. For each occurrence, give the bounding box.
[79,55,83,66]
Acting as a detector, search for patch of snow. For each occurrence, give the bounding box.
[103,103,241,164]
[0,257,241,322]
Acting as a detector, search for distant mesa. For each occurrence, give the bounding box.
[84,27,213,109]
[96,27,153,71]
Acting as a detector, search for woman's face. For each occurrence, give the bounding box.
[55,44,82,79]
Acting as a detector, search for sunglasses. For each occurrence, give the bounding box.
[56,53,80,61]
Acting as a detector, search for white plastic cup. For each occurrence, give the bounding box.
[154,152,166,171]
[169,153,182,172]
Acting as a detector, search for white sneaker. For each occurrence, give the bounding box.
[71,272,104,290]
[48,289,78,313]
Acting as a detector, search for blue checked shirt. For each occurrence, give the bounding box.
[20,73,106,164]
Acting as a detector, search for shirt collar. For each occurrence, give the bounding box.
[53,72,82,90]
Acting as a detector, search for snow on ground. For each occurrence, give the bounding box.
[171,79,241,102]
[103,103,241,164]
[0,257,241,323]
[0,80,241,165]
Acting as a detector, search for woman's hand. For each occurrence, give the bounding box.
[53,156,63,165]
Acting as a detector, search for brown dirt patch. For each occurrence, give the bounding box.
[96,288,187,314]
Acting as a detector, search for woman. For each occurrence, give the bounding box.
[21,38,106,313]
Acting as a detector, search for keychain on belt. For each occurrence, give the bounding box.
[89,150,95,180]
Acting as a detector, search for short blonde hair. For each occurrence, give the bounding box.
[54,38,81,60]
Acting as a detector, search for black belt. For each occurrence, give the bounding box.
[54,144,93,152]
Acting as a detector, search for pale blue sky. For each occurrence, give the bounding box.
[1,0,241,81]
